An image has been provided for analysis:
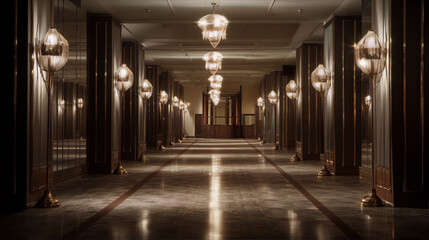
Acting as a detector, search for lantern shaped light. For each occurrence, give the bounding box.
[172,96,180,108]
[197,3,228,48]
[77,98,84,109]
[311,64,331,96]
[365,95,372,106]
[268,91,278,105]
[355,30,387,81]
[139,79,153,100]
[179,100,185,110]
[285,80,299,100]
[37,27,69,72]
[160,90,168,104]
[203,52,223,74]
[114,64,134,92]
[257,97,264,108]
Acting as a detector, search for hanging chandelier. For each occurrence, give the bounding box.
[211,95,220,105]
[311,64,331,96]
[208,75,223,90]
[198,2,228,48]
[355,30,387,83]
[285,80,299,100]
[203,51,223,74]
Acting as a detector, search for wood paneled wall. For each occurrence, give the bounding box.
[323,16,362,175]
[87,14,121,173]
[389,0,428,207]
[282,66,297,149]
[263,71,282,144]
[296,44,323,160]
[145,65,161,148]
[121,41,144,161]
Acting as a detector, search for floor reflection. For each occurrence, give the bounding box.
[207,155,222,240]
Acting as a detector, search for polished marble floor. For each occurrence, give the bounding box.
[1,138,429,239]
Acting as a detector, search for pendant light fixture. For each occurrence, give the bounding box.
[203,51,223,74]
[198,2,229,48]
[208,74,223,90]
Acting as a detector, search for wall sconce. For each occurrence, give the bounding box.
[77,98,84,109]
[355,30,387,83]
[172,96,180,108]
[285,80,299,100]
[59,100,65,110]
[311,64,331,97]
[267,90,278,104]
[257,97,264,108]
[139,79,153,100]
[365,95,371,106]
[179,100,185,110]
[159,90,169,150]
[268,90,279,150]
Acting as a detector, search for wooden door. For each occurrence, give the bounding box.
[195,114,202,137]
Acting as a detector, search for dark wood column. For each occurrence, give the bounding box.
[120,41,143,161]
[160,72,173,146]
[282,65,296,149]
[388,0,428,207]
[87,14,122,173]
[296,43,323,160]
[173,81,180,143]
[323,16,362,175]
[263,71,282,144]
[145,65,161,149]
[179,85,184,140]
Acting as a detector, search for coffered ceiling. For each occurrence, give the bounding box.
[83,0,361,86]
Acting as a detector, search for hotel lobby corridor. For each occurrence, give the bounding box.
[1,139,428,240]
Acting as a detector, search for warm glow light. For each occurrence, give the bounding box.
[37,27,69,72]
[173,96,180,108]
[179,100,185,110]
[59,100,65,110]
[209,89,221,98]
[286,80,299,100]
[257,97,264,107]
[139,79,153,99]
[268,90,278,104]
[365,95,371,106]
[77,98,84,108]
[197,3,228,48]
[209,75,223,90]
[355,30,387,81]
[114,64,134,92]
[160,90,168,104]
[203,52,223,74]
[311,64,331,96]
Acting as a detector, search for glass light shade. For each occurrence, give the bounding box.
[268,90,278,104]
[172,96,180,108]
[365,95,371,106]
[208,74,223,83]
[184,102,191,112]
[198,14,228,48]
[160,90,168,104]
[286,80,299,100]
[59,100,65,110]
[139,79,153,99]
[257,97,264,107]
[37,27,69,72]
[311,64,331,95]
[203,52,223,74]
[77,98,84,108]
[355,30,387,78]
[114,64,134,92]
[209,89,221,98]
[179,100,185,110]
[211,95,220,105]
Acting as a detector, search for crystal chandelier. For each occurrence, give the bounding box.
[209,75,223,90]
[355,30,387,83]
[311,64,331,96]
[211,95,220,105]
[203,52,223,74]
[114,64,134,92]
[285,80,299,100]
[198,2,228,48]
[139,79,153,100]
[267,91,278,104]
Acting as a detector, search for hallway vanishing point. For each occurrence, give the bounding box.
[1,139,428,240]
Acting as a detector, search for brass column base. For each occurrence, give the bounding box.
[114,165,128,174]
[35,189,61,208]
[272,143,280,150]
[142,155,149,162]
[159,145,166,150]
[317,164,331,176]
[290,154,299,162]
[360,189,385,207]
[178,139,182,143]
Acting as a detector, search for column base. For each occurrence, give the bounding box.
[35,189,61,208]
[114,164,128,174]
[360,189,385,207]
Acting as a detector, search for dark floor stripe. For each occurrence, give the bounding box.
[62,140,197,240]
[246,141,363,240]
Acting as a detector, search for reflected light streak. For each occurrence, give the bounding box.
[207,155,222,240]
[139,210,150,240]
